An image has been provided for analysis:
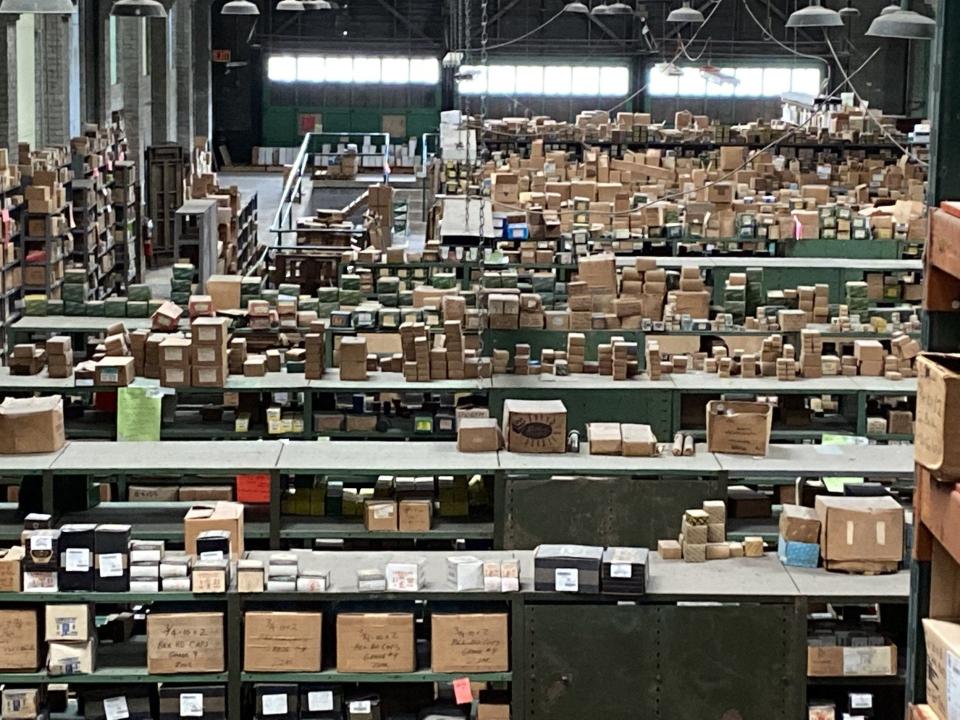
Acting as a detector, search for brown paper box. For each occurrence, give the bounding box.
[45,604,93,641]
[923,619,960,720]
[398,499,432,532]
[779,504,821,544]
[184,502,244,559]
[621,423,658,457]
[336,613,415,673]
[95,356,135,386]
[587,422,622,455]
[0,396,65,454]
[807,644,896,677]
[0,546,23,591]
[430,613,509,672]
[502,399,567,454]
[457,418,503,453]
[916,354,960,478]
[0,609,38,670]
[706,400,772,456]
[364,500,398,532]
[243,611,322,672]
[147,612,224,674]
[815,495,903,563]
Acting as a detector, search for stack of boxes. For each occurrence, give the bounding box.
[854,340,884,377]
[444,320,464,380]
[46,603,95,675]
[190,317,229,388]
[566,332,586,373]
[304,326,325,380]
[338,337,368,381]
[488,292,520,329]
[400,321,429,381]
[9,343,44,375]
[129,540,163,592]
[159,335,191,388]
[799,329,823,379]
[45,336,73,378]
[658,501,764,563]
[247,299,272,330]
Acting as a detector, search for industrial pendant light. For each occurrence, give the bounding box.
[0,0,74,13]
[785,0,842,28]
[591,2,612,15]
[276,0,304,9]
[866,1,935,40]
[666,1,704,24]
[222,0,259,14]
[110,0,166,16]
[838,1,859,19]
[302,0,331,8]
[562,0,589,12]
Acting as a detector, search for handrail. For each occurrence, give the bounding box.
[269,132,313,238]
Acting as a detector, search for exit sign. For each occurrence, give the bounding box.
[212,49,232,63]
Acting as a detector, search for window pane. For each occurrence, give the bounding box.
[648,64,679,97]
[353,56,381,83]
[410,58,439,84]
[324,56,353,83]
[458,65,486,94]
[599,66,628,96]
[677,66,706,96]
[791,67,821,96]
[763,67,791,96]
[381,58,410,84]
[734,67,763,97]
[571,66,600,95]
[268,55,296,83]
[543,65,572,95]
[488,65,516,95]
[704,67,735,97]
[515,65,544,94]
[297,55,324,83]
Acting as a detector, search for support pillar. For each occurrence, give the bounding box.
[175,0,194,150]
[192,0,212,140]
[0,18,17,155]
[117,16,151,181]
[150,5,176,144]
[35,15,72,146]
[927,1,960,205]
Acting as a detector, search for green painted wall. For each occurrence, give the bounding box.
[262,105,439,146]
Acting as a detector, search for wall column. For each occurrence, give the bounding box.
[116,16,151,180]
[192,0,212,139]
[35,15,72,146]
[0,18,17,154]
[175,0,194,150]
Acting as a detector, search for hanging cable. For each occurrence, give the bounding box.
[740,0,830,92]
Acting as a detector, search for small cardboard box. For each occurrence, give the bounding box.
[206,274,243,310]
[0,546,23,591]
[587,422,622,455]
[398,499,432,532]
[916,354,960,477]
[621,424,658,457]
[147,612,225,674]
[1,688,40,719]
[501,399,567,454]
[336,613,415,673]
[243,611,322,672]
[779,504,821,544]
[95,356,135,387]
[47,639,96,675]
[923,618,960,720]
[191,317,231,347]
[0,396,65,454]
[430,613,509,672]
[364,500,398,532]
[706,400,772,456]
[45,603,93,641]
[815,495,903,565]
[0,609,38,670]
[807,643,896,677]
[184,502,244,559]
[457,418,502,453]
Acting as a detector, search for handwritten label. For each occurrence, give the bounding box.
[148,614,224,673]
[261,694,288,716]
[98,553,123,578]
[65,548,90,572]
[307,691,333,712]
[179,693,203,717]
[453,677,472,705]
[102,696,129,720]
[555,568,579,592]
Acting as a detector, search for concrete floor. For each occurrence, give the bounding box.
[145,171,426,300]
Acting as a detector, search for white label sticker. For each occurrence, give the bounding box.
[308,691,334,712]
[262,694,288,716]
[31,535,52,552]
[348,700,372,714]
[179,693,204,717]
[98,553,123,578]
[842,646,892,676]
[373,505,394,519]
[199,551,225,563]
[846,520,855,546]
[876,520,886,546]
[103,696,129,720]
[555,568,579,592]
[65,548,91,572]
[948,651,960,719]
[610,563,632,578]
[849,693,872,709]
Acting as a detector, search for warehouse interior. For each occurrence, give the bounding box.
[0,0,957,719]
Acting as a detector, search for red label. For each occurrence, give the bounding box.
[453,677,472,705]
[236,474,270,503]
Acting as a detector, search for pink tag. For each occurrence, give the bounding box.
[452,677,472,705]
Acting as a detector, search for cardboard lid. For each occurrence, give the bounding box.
[0,395,62,417]
[535,544,603,560]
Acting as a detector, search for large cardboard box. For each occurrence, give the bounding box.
[184,502,244,559]
[147,612,224,674]
[0,546,23,591]
[431,613,509,672]
[0,396,65,454]
[923,618,960,720]
[501,399,567,454]
[0,609,38,670]
[916,354,960,478]
[244,611,322,672]
[706,400,772,456]
[815,496,903,567]
[336,613,415,673]
[206,275,243,311]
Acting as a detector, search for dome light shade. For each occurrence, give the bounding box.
[562,1,589,12]
[0,0,74,12]
[110,0,166,16]
[666,1,704,23]
[222,0,259,13]
[591,3,611,14]
[276,0,304,9]
[302,0,331,8]
[786,0,842,28]
[866,3,935,40]
[605,1,633,13]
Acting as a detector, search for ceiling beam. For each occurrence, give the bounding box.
[371,0,434,42]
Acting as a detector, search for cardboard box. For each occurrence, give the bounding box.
[398,499,432,532]
[587,422,622,455]
[244,611,322,672]
[501,399,567,454]
[430,613,509,672]
[457,418,502,453]
[0,396,65,454]
[807,644,897,677]
[47,639,95,675]
[336,613,415,673]
[621,424,657,457]
[45,604,93,641]
[779,504,821,544]
[0,545,23,591]
[706,400,772,456]
[206,274,243,310]
[815,495,903,566]
[191,317,231,347]
[916,354,960,477]
[95,356,135,387]
[923,618,960,720]
[364,500,398,532]
[184,502,244,559]
[147,612,225,674]
[0,609,38,670]
[2,688,40,719]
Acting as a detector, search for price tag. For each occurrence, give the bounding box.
[348,700,371,714]
[452,677,473,705]
[65,548,91,572]
[610,563,632,578]
[102,696,129,720]
[262,694,288,716]
[179,693,204,717]
[554,568,579,592]
[30,535,52,552]
[98,553,123,578]
[307,691,333,712]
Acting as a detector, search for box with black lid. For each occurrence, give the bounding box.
[534,544,603,593]
[159,685,227,720]
[345,694,382,720]
[601,547,650,595]
[24,513,52,530]
[94,525,130,591]
[23,528,60,571]
[196,530,231,562]
[82,689,152,720]
[299,684,342,719]
[58,524,96,591]
[254,684,298,720]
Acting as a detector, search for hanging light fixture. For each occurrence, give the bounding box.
[591,3,612,15]
[0,0,74,12]
[785,0,842,28]
[562,0,589,12]
[838,1,859,19]
[110,0,166,16]
[605,1,633,14]
[222,0,259,13]
[276,0,304,9]
[302,0,331,8]
[666,1,704,24]
[866,1,935,40]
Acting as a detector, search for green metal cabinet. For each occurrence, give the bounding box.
[501,475,724,549]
